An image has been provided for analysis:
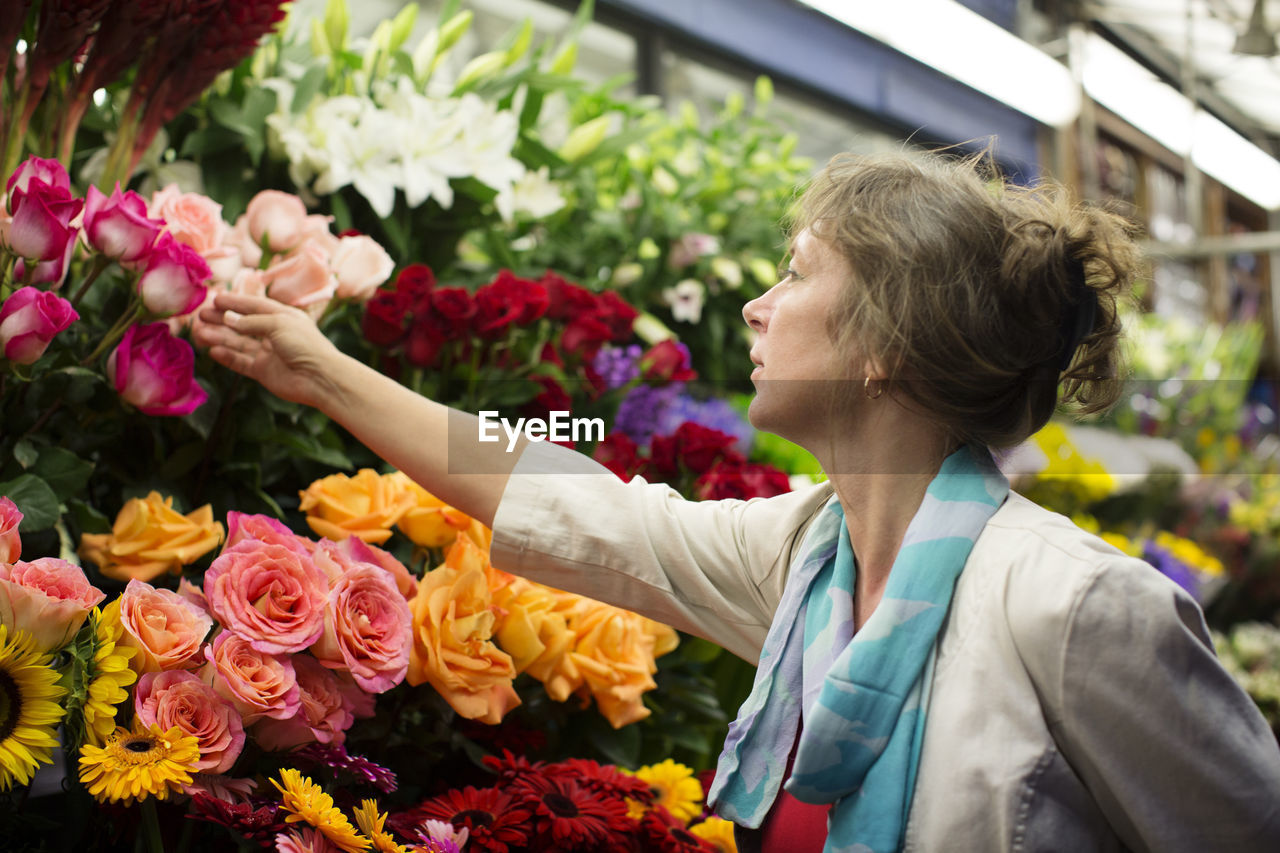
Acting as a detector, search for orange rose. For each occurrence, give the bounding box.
[79,492,225,583]
[387,472,473,548]
[298,469,415,545]
[406,538,519,724]
[490,575,577,696]
[568,602,662,729]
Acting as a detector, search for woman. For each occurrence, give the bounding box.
[194,150,1280,852]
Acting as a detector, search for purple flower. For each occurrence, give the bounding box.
[292,742,397,793]
[613,382,684,445]
[657,393,754,453]
[591,344,644,390]
[1141,540,1199,599]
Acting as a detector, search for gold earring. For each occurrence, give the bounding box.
[864,376,883,400]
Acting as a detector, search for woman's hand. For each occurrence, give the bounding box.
[193,292,342,410]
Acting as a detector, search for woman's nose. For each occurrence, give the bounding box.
[742,293,768,333]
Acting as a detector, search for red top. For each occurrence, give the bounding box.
[758,723,830,852]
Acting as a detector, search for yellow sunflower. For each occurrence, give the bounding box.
[78,719,199,805]
[272,768,371,852]
[0,624,66,790]
[632,759,704,823]
[82,607,138,747]
[353,799,408,853]
[690,816,739,852]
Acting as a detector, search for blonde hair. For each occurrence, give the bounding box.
[791,149,1142,449]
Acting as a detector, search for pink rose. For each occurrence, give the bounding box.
[253,654,357,751]
[201,630,301,724]
[204,539,328,655]
[107,322,208,416]
[0,497,20,563]
[263,242,335,319]
[136,670,245,773]
[330,235,394,303]
[0,557,105,652]
[149,184,225,255]
[310,558,411,693]
[82,183,163,263]
[202,245,242,284]
[0,286,78,365]
[116,578,214,673]
[5,183,82,262]
[244,189,309,254]
[335,536,417,599]
[224,215,263,270]
[137,232,211,317]
[177,577,212,618]
[224,511,313,555]
[5,156,70,215]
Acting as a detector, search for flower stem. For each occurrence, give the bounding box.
[81,300,144,367]
[1,82,31,182]
[139,799,164,853]
[70,256,113,310]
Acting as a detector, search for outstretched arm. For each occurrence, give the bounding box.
[193,292,522,527]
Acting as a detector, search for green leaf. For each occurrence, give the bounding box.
[270,431,352,470]
[329,191,353,233]
[183,381,220,439]
[12,439,38,469]
[0,475,60,532]
[179,125,244,158]
[586,712,641,768]
[291,64,328,114]
[158,442,206,481]
[31,447,94,502]
[67,498,111,535]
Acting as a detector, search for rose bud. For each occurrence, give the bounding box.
[137,232,211,318]
[0,286,79,364]
[83,183,163,263]
[244,189,310,254]
[5,156,71,215]
[107,322,207,416]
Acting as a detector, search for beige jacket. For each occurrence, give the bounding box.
[491,441,1280,851]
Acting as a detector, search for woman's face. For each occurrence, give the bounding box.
[741,229,860,445]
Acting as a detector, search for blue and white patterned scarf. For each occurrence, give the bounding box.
[708,445,1009,853]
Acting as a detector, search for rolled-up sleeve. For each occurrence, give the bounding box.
[490,440,833,662]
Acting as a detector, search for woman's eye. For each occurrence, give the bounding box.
[778,267,801,283]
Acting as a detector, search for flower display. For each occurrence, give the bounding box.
[112,580,214,674]
[78,720,201,806]
[201,629,302,724]
[0,286,79,364]
[311,551,412,693]
[107,322,209,416]
[135,669,246,773]
[0,557,105,653]
[78,491,225,582]
[273,768,371,853]
[81,183,165,263]
[0,625,66,790]
[204,539,330,655]
[299,469,416,544]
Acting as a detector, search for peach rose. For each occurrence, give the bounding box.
[115,580,214,673]
[204,539,328,655]
[0,557,106,652]
[299,469,415,545]
[78,492,224,583]
[334,536,416,599]
[330,234,394,302]
[311,560,411,694]
[225,214,263,270]
[569,603,661,728]
[150,184,225,255]
[201,630,301,724]
[253,654,358,751]
[244,189,309,254]
[387,472,473,549]
[263,241,336,319]
[136,669,245,773]
[406,538,519,724]
[202,244,243,284]
[0,496,21,563]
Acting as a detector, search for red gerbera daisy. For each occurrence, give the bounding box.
[482,749,547,786]
[515,773,634,851]
[545,758,655,807]
[396,786,532,853]
[187,792,288,849]
[640,805,718,853]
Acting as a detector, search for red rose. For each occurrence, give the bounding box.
[405,317,447,367]
[430,287,476,330]
[594,290,639,341]
[560,313,612,359]
[671,422,743,475]
[640,339,696,383]
[362,290,410,347]
[473,274,526,337]
[644,433,680,480]
[695,460,792,500]
[523,377,572,424]
[592,432,640,480]
[540,272,598,321]
[394,264,436,296]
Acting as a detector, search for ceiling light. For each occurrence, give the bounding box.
[797,0,1081,128]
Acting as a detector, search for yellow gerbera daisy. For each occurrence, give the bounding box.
[0,625,66,790]
[82,607,138,747]
[690,816,739,852]
[353,799,408,853]
[272,768,371,852]
[632,759,704,823]
[78,719,199,805]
